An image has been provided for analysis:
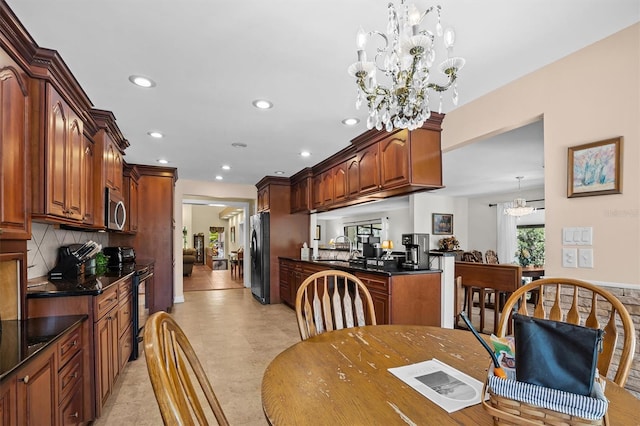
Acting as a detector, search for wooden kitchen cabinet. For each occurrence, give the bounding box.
[31,83,86,223]
[346,156,359,199]
[0,377,16,426]
[357,143,380,195]
[321,170,334,205]
[332,162,348,204]
[16,342,57,425]
[92,276,132,416]
[379,130,410,189]
[278,259,292,306]
[104,135,123,195]
[257,185,270,212]
[122,164,139,234]
[289,168,311,213]
[0,59,31,240]
[311,174,322,210]
[82,135,95,226]
[89,109,130,230]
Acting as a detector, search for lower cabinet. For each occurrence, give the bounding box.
[94,277,133,416]
[278,259,441,326]
[1,321,85,426]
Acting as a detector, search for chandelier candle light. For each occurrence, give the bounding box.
[348,1,465,131]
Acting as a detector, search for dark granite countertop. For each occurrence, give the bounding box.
[0,315,87,381]
[26,270,134,298]
[278,257,441,276]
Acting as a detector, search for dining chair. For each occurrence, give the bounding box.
[497,277,636,386]
[144,311,230,426]
[485,249,499,264]
[295,270,376,340]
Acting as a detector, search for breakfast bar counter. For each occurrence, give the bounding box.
[279,257,442,326]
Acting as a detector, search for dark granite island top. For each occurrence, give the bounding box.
[0,315,87,381]
[278,257,442,276]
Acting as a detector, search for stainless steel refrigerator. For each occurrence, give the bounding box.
[250,212,270,304]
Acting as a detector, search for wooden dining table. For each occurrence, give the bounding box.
[261,325,638,425]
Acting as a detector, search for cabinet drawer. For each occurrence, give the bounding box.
[117,293,132,336]
[355,272,390,294]
[58,382,83,426]
[94,285,118,320]
[57,326,82,368]
[58,350,82,403]
[118,324,133,373]
[118,278,132,301]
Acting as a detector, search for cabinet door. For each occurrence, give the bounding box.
[369,291,390,325]
[66,115,84,221]
[278,260,291,306]
[257,186,270,211]
[0,65,30,239]
[333,163,347,203]
[357,144,380,194]
[46,91,68,218]
[125,176,139,233]
[321,171,333,206]
[16,349,56,425]
[95,314,115,408]
[82,137,95,225]
[0,377,16,426]
[379,130,410,189]
[311,175,322,209]
[346,157,359,198]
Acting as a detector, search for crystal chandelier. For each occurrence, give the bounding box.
[505,177,536,217]
[347,1,465,132]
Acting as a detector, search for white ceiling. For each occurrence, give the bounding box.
[7,0,639,197]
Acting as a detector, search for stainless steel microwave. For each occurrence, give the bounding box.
[105,187,126,231]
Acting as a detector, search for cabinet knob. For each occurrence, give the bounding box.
[20,375,29,384]
[70,412,79,418]
[70,372,79,379]
[73,340,78,346]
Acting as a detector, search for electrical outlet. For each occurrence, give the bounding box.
[578,248,594,268]
[562,248,577,268]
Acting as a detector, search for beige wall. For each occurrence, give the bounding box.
[442,24,640,285]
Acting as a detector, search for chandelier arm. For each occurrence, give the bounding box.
[367,30,390,73]
[416,5,439,25]
[426,69,459,92]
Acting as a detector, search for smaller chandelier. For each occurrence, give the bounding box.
[504,177,536,217]
[348,1,464,132]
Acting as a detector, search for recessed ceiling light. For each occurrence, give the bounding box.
[252,99,273,109]
[341,117,360,126]
[157,159,169,164]
[147,131,164,138]
[222,165,231,170]
[215,175,223,180]
[128,75,156,88]
[274,170,285,175]
[231,142,247,148]
[300,151,311,158]
[208,203,226,207]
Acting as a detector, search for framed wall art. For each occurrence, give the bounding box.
[568,137,622,198]
[432,213,453,235]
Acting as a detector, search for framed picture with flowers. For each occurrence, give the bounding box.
[568,137,622,197]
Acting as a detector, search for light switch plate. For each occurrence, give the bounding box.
[562,248,577,268]
[578,248,594,268]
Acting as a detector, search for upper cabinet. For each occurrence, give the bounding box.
[122,164,139,234]
[290,168,312,213]
[30,83,89,224]
[307,113,444,212]
[0,55,31,240]
[90,109,129,229]
[257,185,270,212]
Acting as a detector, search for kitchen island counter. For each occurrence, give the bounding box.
[279,257,442,326]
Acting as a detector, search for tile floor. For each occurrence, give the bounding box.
[95,288,300,425]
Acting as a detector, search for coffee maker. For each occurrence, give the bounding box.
[401,233,430,270]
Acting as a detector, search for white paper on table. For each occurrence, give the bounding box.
[388,358,486,413]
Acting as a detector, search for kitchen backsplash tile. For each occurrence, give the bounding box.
[27,223,109,280]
